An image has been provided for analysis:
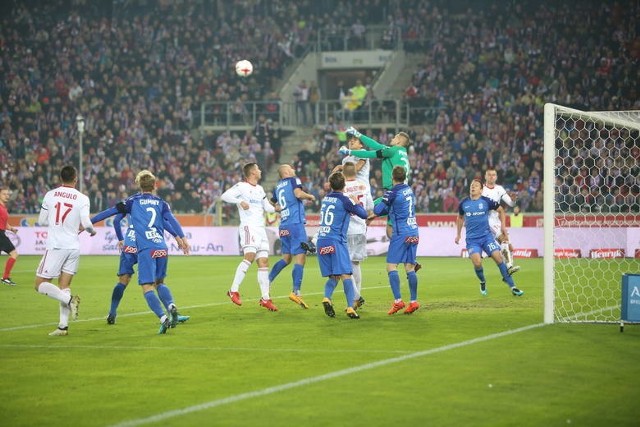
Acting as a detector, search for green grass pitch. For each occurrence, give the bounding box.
[1,255,638,426]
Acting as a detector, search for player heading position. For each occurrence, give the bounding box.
[332,133,371,193]
[371,166,420,315]
[339,126,422,271]
[342,162,374,308]
[268,164,316,309]
[221,163,278,311]
[35,166,96,336]
[482,168,520,275]
[92,170,190,334]
[339,126,410,191]
[317,172,368,319]
[455,179,524,297]
[0,186,19,285]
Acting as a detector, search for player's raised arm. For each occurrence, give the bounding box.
[91,202,127,225]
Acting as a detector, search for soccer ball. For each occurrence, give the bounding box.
[235,60,253,77]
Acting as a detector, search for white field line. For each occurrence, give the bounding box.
[109,323,545,427]
[0,285,390,332]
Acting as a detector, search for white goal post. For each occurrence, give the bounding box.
[543,103,640,324]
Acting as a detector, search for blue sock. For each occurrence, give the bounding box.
[156,283,174,310]
[109,283,127,316]
[324,278,337,298]
[498,262,515,287]
[143,290,166,318]
[474,267,486,283]
[292,264,303,293]
[269,259,288,283]
[388,270,401,300]
[407,271,418,301]
[343,278,355,307]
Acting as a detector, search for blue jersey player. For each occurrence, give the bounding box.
[372,166,420,315]
[317,172,368,319]
[92,170,191,334]
[455,179,524,297]
[268,164,316,309]
[104,213,190,326]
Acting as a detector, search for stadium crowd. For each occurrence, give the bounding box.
[297,1,640,213]
[0,0,638,216]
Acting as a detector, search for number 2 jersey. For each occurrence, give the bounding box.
[121,193,184,252]
[92,192,185,252]
[39,185,93,250]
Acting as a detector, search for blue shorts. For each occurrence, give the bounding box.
[386,234,418,265]
[117,252,137,277]
[137,248,168,285]
[279,224,308,256]
[317,238,351,277]
[467,235,500,258]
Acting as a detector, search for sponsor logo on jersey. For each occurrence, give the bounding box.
[151,249,168,258]
[404,236,419,245]
[123,245,137,254]
[319,245,336,255]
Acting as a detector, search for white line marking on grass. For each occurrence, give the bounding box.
[0,343,409,354]
[0,287,389,333]
[109,323,545,427]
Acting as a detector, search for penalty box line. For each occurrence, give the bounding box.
[110,323,545,427]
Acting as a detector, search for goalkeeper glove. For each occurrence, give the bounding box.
[338,146,351,156]
[345,126,361,139]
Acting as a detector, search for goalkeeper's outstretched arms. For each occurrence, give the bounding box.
[346,126,387,149]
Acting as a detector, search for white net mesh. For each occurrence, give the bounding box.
[551,106,640,323]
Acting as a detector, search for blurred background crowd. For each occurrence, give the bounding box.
[0,0,638,216]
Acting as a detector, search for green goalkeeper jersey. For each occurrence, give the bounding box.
[349,134,409,189]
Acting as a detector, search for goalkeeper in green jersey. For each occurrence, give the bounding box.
[338,126,410,191]
[338,127,422,271]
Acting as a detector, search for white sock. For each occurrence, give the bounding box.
[59,288,71,328]
[352,262,362,298]
[501,242,513,267]
[258,267,270,299]
[231,259,251,292]
[38,282,71,304]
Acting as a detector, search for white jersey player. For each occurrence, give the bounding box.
[220,163,279,311]
[333,134,371,195]
[35,166,96,336]
[482,168,520,275]
[342,162,374,308]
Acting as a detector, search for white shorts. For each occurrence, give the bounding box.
[239,225,269,258]
[36,248,80,279]
[347,234,367,262]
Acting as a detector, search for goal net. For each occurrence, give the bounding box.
[543,104,640,324]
